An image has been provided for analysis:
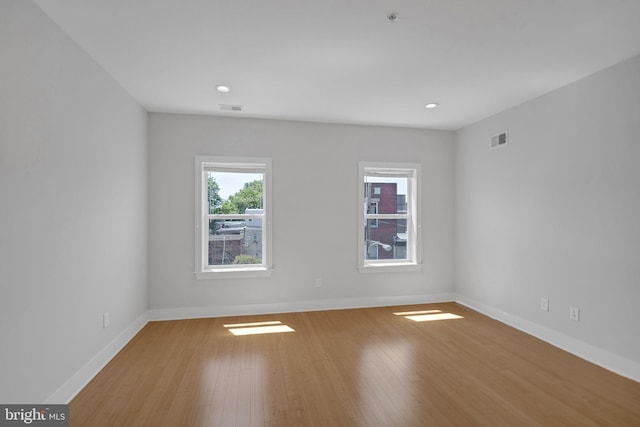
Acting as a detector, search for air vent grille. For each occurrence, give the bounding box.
[490,131,508,148]
[219,104,244,112]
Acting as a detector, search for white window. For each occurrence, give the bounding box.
[195,156,272,279]
[358,162,421,273]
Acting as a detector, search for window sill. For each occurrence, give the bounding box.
[195,267,272,280]
[358,262,422,274]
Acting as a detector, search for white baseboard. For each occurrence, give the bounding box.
[455,294,640,383]
[148,293,457,321]
[44,312,149,404]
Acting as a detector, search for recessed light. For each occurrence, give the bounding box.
[216,85,230,93]
[425,103,439,109]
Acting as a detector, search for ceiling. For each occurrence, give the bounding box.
[32,0,640,130]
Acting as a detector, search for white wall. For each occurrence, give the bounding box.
[0,0,148,402]
[455,55,640,370]
[149,114,454,315]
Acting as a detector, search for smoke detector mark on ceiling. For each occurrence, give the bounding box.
[490,131,508,148]
[219,104,244,112]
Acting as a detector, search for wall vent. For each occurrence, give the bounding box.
[490,130,508,148]
[219,104,244,112]
[490,130,509,148]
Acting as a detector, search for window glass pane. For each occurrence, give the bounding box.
[364,177,408,213]
[206,170,264,266]
[207,171,263,214]
[208,218,262,266]
[364,218,408,260]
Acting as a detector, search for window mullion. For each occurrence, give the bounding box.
[364,213,409,220]
[209,214,265,220]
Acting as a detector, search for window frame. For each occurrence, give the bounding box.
[194,156,272,279]
[358,161,422,273]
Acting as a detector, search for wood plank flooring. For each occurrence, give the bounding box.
[70,303,640,426]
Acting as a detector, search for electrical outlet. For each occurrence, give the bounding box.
[314,278,322,288]
[103,312,110,328]
[569,306,580,322]
[540,297,549,312]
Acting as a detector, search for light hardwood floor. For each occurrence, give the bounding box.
[70,303,640,426]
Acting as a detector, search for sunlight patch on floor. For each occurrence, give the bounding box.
[405,313,463,322]
[224,320,295,336]
[394,310,464,322]
[223,320,283,328]
[393,309,442,316]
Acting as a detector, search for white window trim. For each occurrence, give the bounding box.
[358,161,422,273]
[194,156,273,280]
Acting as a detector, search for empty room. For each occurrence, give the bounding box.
[2,0,640,425]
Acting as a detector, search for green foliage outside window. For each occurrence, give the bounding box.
[218,180,263,214]
[232,254,261,264]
